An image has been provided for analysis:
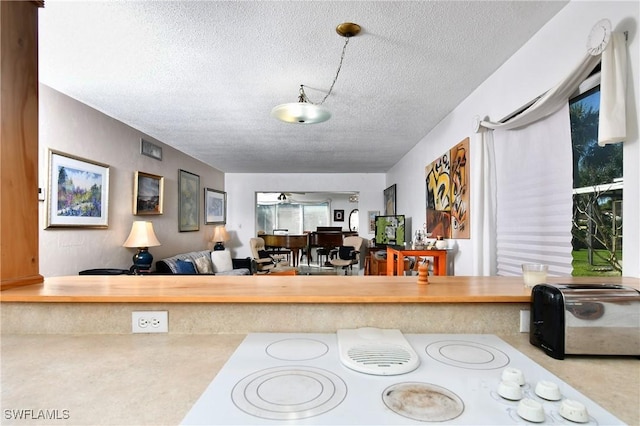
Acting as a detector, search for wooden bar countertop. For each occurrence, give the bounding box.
[1,275,637,304]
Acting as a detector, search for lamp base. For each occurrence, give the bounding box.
[132,247,153,272]
[213,242,225,251]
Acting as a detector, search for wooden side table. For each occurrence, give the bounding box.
[364,246,387,275]
[386,246,448,276]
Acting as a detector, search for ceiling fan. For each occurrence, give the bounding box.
[277,192,307,202]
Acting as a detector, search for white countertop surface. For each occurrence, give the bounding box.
[1,333,637,425]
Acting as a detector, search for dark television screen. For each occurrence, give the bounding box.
[374,215,405,246]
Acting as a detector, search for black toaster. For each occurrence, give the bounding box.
[530,283,640,359]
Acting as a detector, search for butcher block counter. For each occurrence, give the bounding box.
[2,275,637,335]
[2,275,637,303]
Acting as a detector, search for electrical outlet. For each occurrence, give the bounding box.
[519,310,530,333]
[132,311,168,333]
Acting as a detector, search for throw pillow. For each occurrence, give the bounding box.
[194,256,213,274]
[338,245,356,260]
[175,259,197,274]
[257,250,274,260]
[211,250,234,273]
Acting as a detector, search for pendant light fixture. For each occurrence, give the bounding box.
[271,22,361,124]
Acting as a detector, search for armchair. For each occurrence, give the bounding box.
[249,237,290,274]
[329,236,364,275]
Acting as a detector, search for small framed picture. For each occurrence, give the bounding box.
[178,169,200,232]
[46,149,109,228]
[334,209,344,222]
[384,184,397,215]
[133,171,164,215]
[368,210,380,233]
[140,138,162,161]
[205,188,226,225]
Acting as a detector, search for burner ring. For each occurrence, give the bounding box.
[231,366,347,420]
[382,382,464,422]
[426,340,510,370]
[266,338,329,361]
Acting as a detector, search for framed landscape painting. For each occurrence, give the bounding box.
[46,149,109,228]
[133,171,163,215]
[178,169,200,232]
[205,188,226,225]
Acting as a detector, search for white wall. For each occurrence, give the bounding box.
[39,85,225,276]
[387,1,639,277]
[225,173,385,258]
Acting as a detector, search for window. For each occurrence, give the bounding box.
[256,202,330,234]
[569,75,623,276]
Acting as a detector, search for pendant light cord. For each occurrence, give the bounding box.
[301,37,350,106]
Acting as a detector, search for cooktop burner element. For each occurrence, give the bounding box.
[231,366,347,420]
[266,338,329,361]
[426,339,510,370]
[382,382,464,422]
[181,333,624,425]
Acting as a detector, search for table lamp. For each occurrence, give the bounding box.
[212,225,229,251]
[123,221,161,272]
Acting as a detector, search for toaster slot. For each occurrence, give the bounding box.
[563,284,624,290]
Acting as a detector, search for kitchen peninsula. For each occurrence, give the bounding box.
[2,275,638,335]
[1,275,638,425]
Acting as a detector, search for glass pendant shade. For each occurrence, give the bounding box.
[271,102,331,124]
[271,23,359,124]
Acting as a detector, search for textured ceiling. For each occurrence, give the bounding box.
[38,1,568,173]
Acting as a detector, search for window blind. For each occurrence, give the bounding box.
[493,104,573,277]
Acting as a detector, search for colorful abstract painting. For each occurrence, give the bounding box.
[425,137,470,239]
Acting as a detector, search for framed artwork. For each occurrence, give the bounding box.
[368,210,379,233]
[374,215,405,246]
[140,138,162,161]
[205,188,226,225]
[333,209,344,222]
[133,171,164,215]
[425,137,470,239]
[46,149,110,228]
[384,184,396,215]
[178,169,200,232]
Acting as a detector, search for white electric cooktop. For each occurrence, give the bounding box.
[181,331,624,425]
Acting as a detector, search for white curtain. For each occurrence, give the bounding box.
[471,26,628,276]
[599,32,627,145]
[492,105,574,277]
[478,53,600,132]
[478,31,627,142]
[471,130,497,276]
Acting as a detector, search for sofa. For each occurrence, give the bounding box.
[155,250,255,275]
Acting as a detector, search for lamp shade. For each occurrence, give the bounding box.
[271,102,331,124]
[212,225,230,243]
[123,221,161,248]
